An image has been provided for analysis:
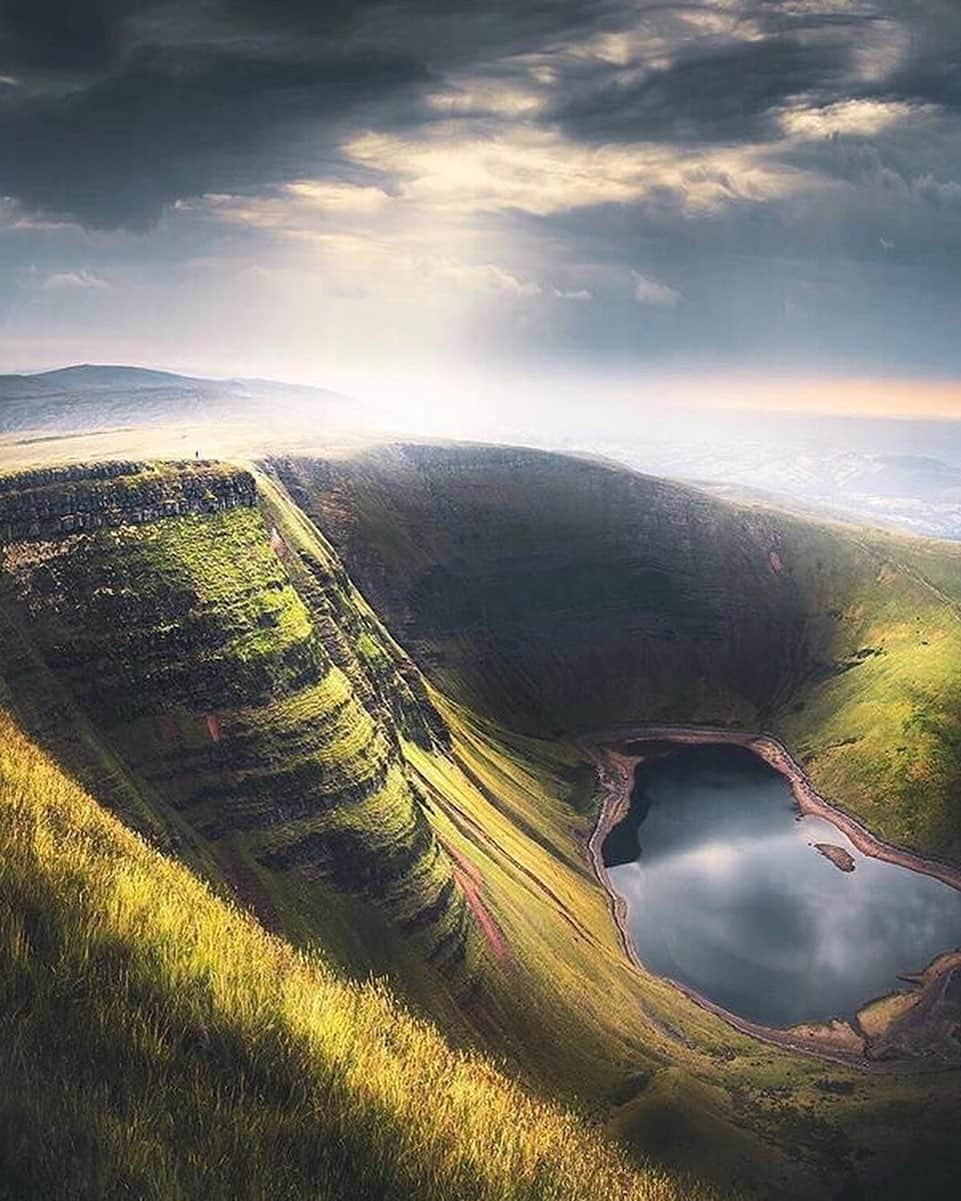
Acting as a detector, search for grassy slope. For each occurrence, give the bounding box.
[0,708,712,1201]
[775,522,961,858]
[0,465,473,1030]
[267,444,961,1199]
[276,444,961,861]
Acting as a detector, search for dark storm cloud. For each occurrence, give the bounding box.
[872,3,961,113]
[1,0,960,242]
[0,3,429,229]
[0,0,613,229]
[0,56,428,232]
[0,1,149,71]
[0,0,615,230]
[0,0,380,72]
[553,36,852,145]
[544,2,936,148]
[4,2,961,382]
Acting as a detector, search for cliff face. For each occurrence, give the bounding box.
[5,449,961,1201]
[0,461,472,985]
[272,445,807,736]
[0,462,257,542]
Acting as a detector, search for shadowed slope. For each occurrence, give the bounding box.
[275,443,961,861]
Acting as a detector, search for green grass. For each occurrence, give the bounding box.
[0,708,718,1201]
[771,520,961,859]
[0,465,471,992]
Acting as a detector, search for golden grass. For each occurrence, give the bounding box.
[0,708,721,1201]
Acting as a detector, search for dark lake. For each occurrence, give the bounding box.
[603,743,961,1027]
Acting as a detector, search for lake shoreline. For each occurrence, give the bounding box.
[582,724,961,1071]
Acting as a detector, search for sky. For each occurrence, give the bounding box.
[2,1,961,419]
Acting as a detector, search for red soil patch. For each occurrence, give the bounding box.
[440,838,511,964]
[454,867,511,964]
[269,525,288,558]
[216,839,282,934]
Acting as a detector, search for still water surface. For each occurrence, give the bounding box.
[603,744,961,1027]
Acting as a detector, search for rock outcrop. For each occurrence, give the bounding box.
[0,462,256,544]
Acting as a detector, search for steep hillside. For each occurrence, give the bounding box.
[0,461,762,1126]
[0,707,713,1201]
[274,444,961,861]
[0,460,473,1019]
[0,458,721,1122]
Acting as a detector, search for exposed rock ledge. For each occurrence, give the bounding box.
[0,461,256,544]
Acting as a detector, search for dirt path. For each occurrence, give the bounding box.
[439,837,512,965]
[454,867,512,964]
[417,752,606,955]
[215,837,283,934]
[441,786,604,950]
[582,726,961,1071]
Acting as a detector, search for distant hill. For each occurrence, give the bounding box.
[0,364,371,435]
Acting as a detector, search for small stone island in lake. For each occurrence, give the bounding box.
[814,843,856,872]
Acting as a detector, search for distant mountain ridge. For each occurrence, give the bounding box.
[0,363,368,434]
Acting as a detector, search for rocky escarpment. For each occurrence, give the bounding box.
[0,461,472,981]
[0,461,256,543]
[256,467,449,753]
[272,445,809,737]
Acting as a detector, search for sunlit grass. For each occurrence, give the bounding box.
[0,709,720,1201]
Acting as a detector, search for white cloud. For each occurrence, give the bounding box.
[192,181,391,230]
[438,261,541,296]
[528,64,557,86]
[912,174,961,207]
[779,99,926,140]
[562,10,762,70]
[425,78,546,118]
[553,288,593,301]
[0,198,72,232]
[41,269,110,291]
[345,126,804,219]
[633,272,681,307]
[283,181,392,213]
